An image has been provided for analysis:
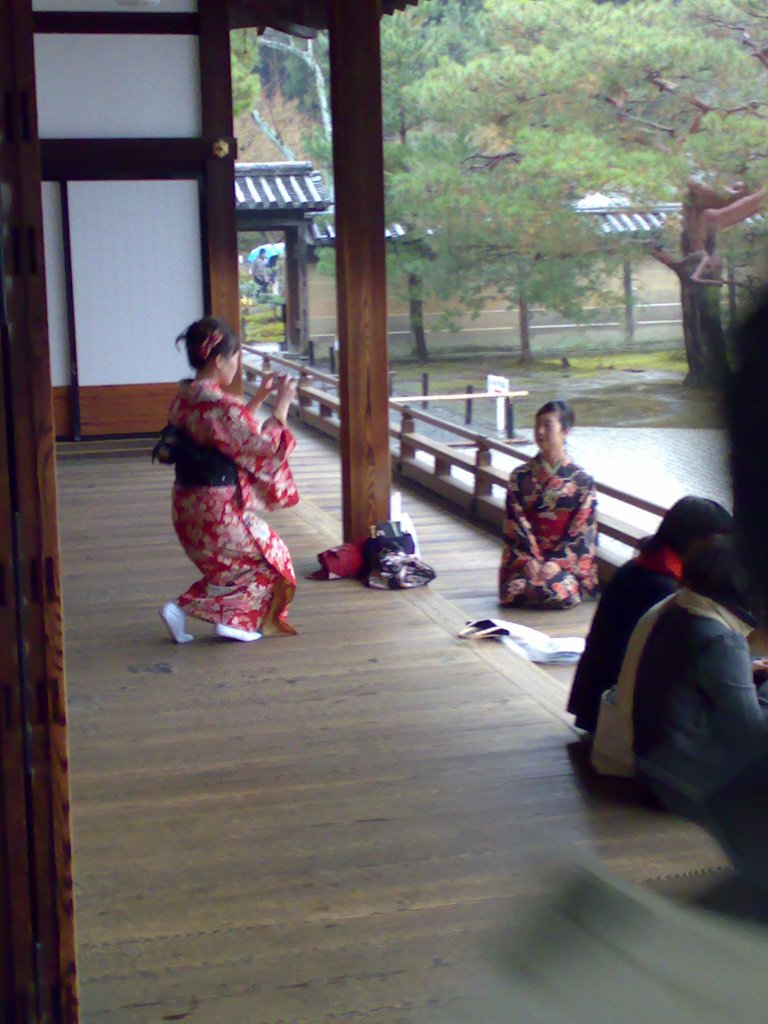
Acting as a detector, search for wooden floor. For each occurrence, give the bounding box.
[57,423,727,1023]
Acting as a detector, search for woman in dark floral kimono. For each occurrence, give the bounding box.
[499,400,598,610]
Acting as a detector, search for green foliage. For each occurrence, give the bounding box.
[381,0,768,359]
[230,29,262,118]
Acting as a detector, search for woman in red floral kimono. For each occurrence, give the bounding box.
[159,317,299,643]
[499,400,598,610]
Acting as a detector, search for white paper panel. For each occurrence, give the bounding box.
[41,182,71,387]
[34,34,200,138]
[68,180,203,386]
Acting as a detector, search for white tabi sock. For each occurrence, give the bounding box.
[215,623,262,643]
[160,602,194,643]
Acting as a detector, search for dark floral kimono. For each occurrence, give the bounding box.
[499,452,598,609]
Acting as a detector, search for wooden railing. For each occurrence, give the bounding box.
[242,346,667,558]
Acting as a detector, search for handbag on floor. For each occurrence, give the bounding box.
[366,550,436,590]
[363,520,416,573]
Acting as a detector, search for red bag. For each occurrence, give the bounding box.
[309,541,365,580]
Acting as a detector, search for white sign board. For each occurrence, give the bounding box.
[487,374,509,432]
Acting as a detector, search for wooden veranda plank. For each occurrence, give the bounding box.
[56,424,726,1023]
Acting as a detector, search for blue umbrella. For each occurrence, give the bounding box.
[248,243,285,262]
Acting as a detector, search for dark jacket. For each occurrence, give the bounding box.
[567,558,678,732]
[633,603,768,819]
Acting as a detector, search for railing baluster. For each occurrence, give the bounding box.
[474,440,493,502]
[400,407,416,461]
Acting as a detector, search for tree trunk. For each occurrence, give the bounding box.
[680,279,729,387]
[408,272,428,362]
[726,254,738,330]
[518,276,532,365]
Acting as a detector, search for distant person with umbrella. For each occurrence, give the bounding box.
[250,248,270,295]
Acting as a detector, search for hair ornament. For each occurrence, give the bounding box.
[199,328,223,361]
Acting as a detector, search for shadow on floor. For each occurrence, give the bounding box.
[565,738,662,810]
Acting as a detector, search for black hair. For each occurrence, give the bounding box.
[682,535,754,619]
[640,496,734,557]
[535,400,575,431]
[176,317,239,371]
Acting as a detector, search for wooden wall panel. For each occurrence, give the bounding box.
[52,386,73,439]
[78,383,177,436]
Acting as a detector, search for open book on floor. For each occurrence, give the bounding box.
[459,618,585,664]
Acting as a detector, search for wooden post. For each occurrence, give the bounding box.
[308,338,315,366]
[298,368,313,419]
[623,257,635,344]
[328,0,391,541]
[465,384,474,425]
[505,396,515,439]
[284,225,308,351]
[475,441,494,502]
[0,0,79,1017]
[199,0,240,390]
[400,408,417,461]
[421,371,429,409]
[329,344,336,375]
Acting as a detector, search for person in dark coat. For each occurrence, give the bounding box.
[633,536,768,829]
[566,496,733,733]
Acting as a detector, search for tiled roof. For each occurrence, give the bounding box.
[573,194,681,236]
[306,220,407,245]
[591,208,678,235]
[235,162,331,213]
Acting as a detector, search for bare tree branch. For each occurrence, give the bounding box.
[699,14,768,70]
[250,107,297,161]
[462,150,522,171]
[646,72,713,113]
[259,34,332,141]
[624,113,677,136]
[649,244,684,275]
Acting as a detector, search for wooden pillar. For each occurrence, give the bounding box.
[198,0,240,389]
[0,0,79,1019]
[328,0,391,542]
[284,226,308,351]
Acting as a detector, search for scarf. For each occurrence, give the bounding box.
[635,544,683,580]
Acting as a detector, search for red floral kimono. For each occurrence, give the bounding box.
[499,452,598,610]
[168,379,299,635]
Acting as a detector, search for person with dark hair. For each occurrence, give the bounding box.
[251,248,270,295]
[632,535,768,823]
[157,317,299,643]
[499,400,598,609]
[567,496,734,733]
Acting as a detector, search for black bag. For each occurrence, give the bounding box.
[366,551,436,590]
[363,533,416,573]
[362,520,416,573]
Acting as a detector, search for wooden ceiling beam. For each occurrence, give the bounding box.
[229,0,421,34]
